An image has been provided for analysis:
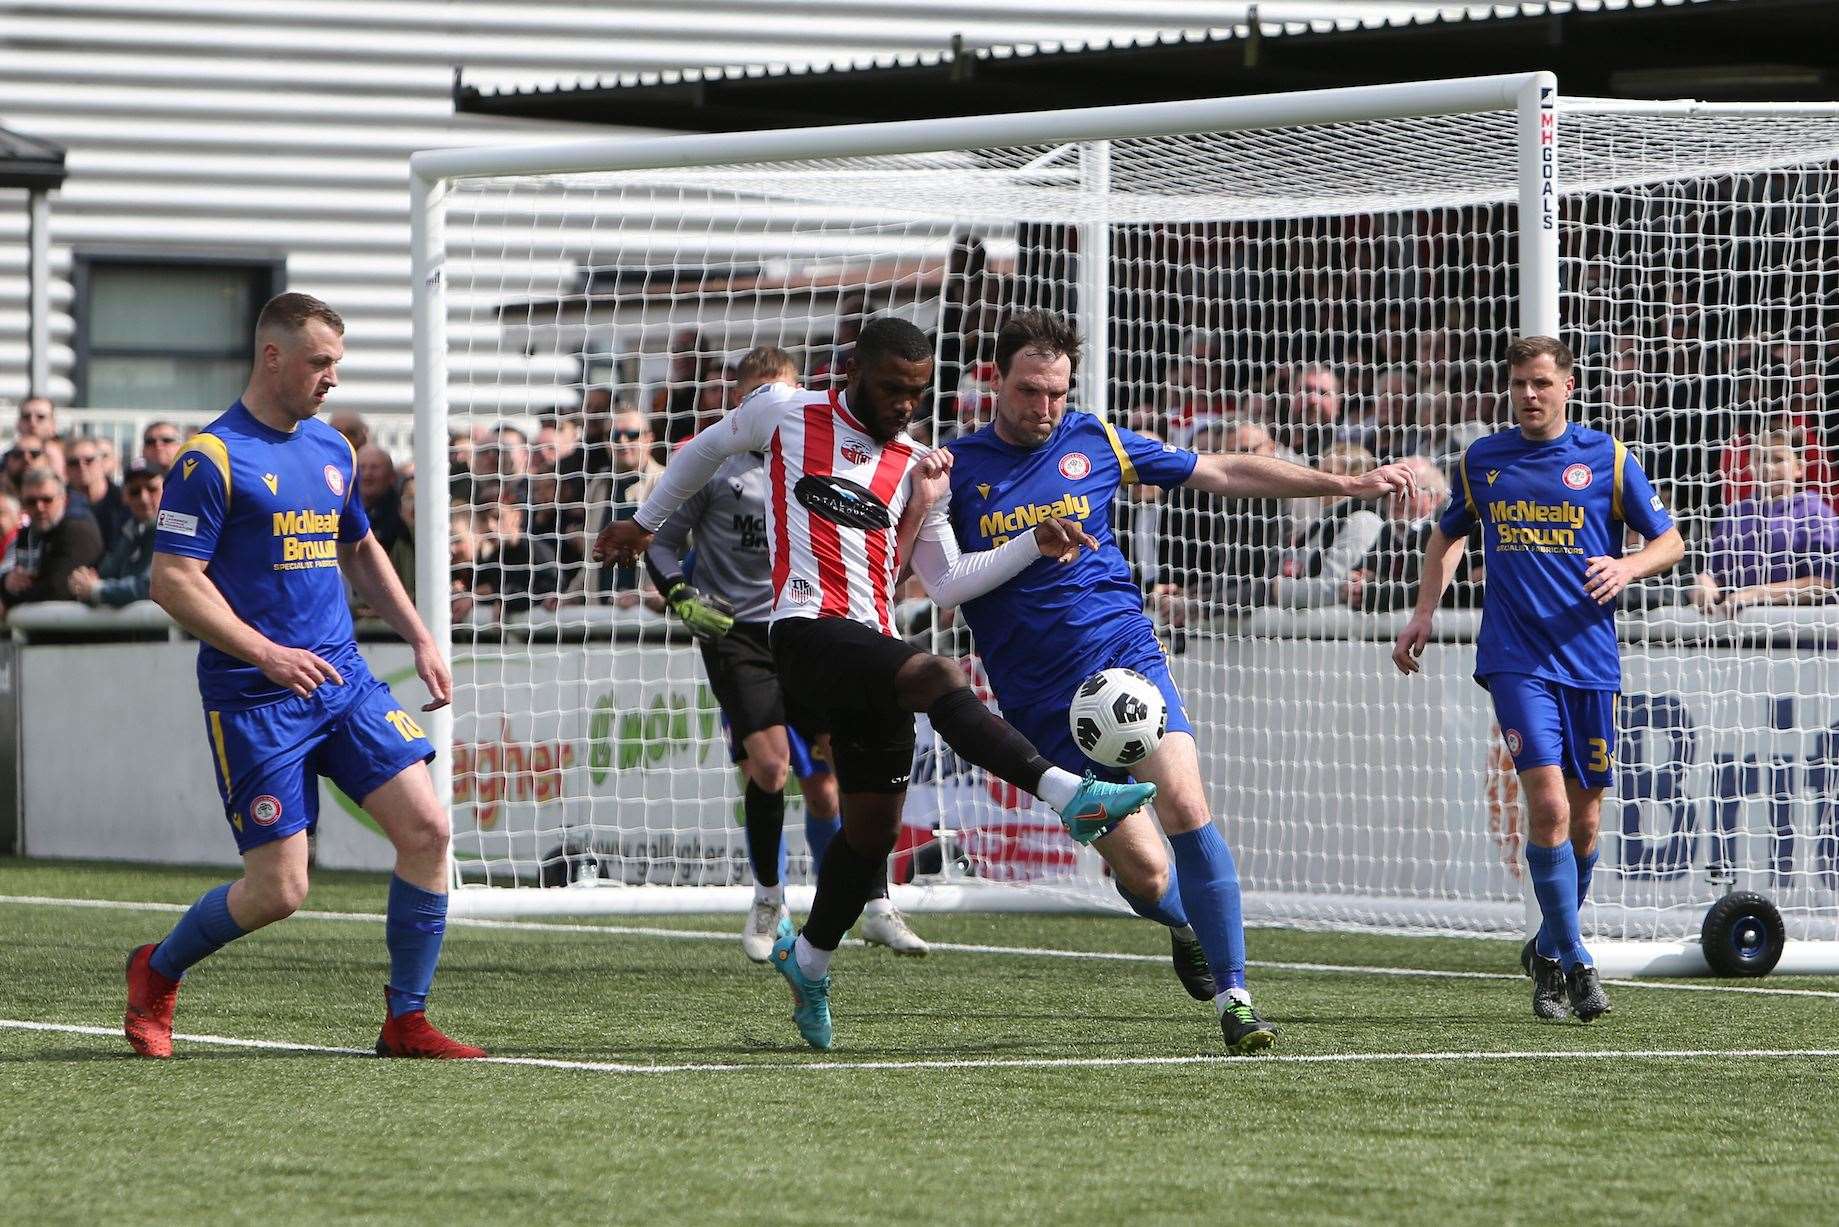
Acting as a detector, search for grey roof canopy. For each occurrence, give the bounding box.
[454,0,1837,132]
[0,121,66,191]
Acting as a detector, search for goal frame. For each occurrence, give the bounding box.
[409,74,1839,976]
[410,69,1559,905]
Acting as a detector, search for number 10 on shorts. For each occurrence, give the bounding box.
[386,709,426,741]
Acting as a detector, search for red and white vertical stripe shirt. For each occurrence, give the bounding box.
[635,382,933,635]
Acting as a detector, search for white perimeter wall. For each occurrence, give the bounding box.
[23,635,1839,945]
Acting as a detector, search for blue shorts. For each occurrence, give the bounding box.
[722,715,832,779]
[1000,630,1193,787]
[1486,673,1616,790]
[202,659,436,854]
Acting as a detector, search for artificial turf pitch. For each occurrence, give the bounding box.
[3,857,1836,1226]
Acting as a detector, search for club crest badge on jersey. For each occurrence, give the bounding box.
[1059,452,1091,480]
[1562,463,1593,490]
[250,795,283,826]
[325,465,345,496]
[840,438,873,466]
[1503,729,1523,758]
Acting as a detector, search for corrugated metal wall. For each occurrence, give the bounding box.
[0,0,1459,414]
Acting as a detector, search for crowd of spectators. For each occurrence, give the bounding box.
[0,398,174,614]
[11,175,1838,636]
[426,234,1837,633]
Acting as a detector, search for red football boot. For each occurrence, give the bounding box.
[375,1008,487,1059]
[124,943,180,1059]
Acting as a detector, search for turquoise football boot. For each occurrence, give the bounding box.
[770,929,833,1050]
[1056,774,1157,845]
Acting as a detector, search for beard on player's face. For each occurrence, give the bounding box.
[851,357,933,441]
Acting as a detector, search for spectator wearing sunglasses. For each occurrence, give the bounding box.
[4,437,49,494]
[1,468,104,609]
[65,436,131,547]
[582,408,663,604]
[141,421,183,474]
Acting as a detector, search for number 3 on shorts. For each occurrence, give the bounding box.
[1586,737,1611,774]
[385,708,427,741]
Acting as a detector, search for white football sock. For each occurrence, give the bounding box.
[1213,987,1253,1014]
[794,935,831,980]
[753,881,785,906]
[1036,767,1081,811]
[862,896,893,916]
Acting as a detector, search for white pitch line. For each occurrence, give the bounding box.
[5,1019,1839,1075]
[5,893,1839,1001]
[0,1018,369,1055]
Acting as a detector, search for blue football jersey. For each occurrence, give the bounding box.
[1437,423,1673,690]
[154,401,371,709]
[946,410,1196,708]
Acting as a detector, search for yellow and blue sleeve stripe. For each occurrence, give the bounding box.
[1100,418,1138,485]
[1611,438,1628,522]
[182,432,234,508]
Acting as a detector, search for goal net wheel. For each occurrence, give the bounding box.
[1700,893,1785,978]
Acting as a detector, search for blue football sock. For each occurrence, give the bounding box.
[1576,844,1600,910]
[805,814,841,871]
[1116,868,1191,930]
[150,882,247,980]
[1168,823,1247,993]
[384,875,448,1018]
[1527,841,1590,968]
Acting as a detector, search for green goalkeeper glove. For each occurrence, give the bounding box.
[665,582,735,641]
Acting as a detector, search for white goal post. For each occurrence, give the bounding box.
[410,73,1839,976]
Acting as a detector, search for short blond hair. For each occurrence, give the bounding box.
[736,345,797,386]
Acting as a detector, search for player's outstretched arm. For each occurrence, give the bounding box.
[150,552,346,697]
[1583,525,1685,606]
[909,514,1095,608]
[1391,526,1466,675]
[1718,574,1834,615]
[339,534,450,709]
[1185,452,1417,501]
[597,384,787,567]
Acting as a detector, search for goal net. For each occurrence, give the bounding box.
[412,76,1839,970]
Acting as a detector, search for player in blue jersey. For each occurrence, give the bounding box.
[913,310,1417,1054]
[123,293,485,1060]
[1393,335,1683,1022]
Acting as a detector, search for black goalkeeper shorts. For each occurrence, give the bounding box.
[699,620,829,747]
[769,614,922,794]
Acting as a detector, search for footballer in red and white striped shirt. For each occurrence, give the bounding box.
[594,317,1156,1052]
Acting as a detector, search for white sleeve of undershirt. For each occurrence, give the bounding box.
[634,382,790,532]
[909,515,1043,608]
